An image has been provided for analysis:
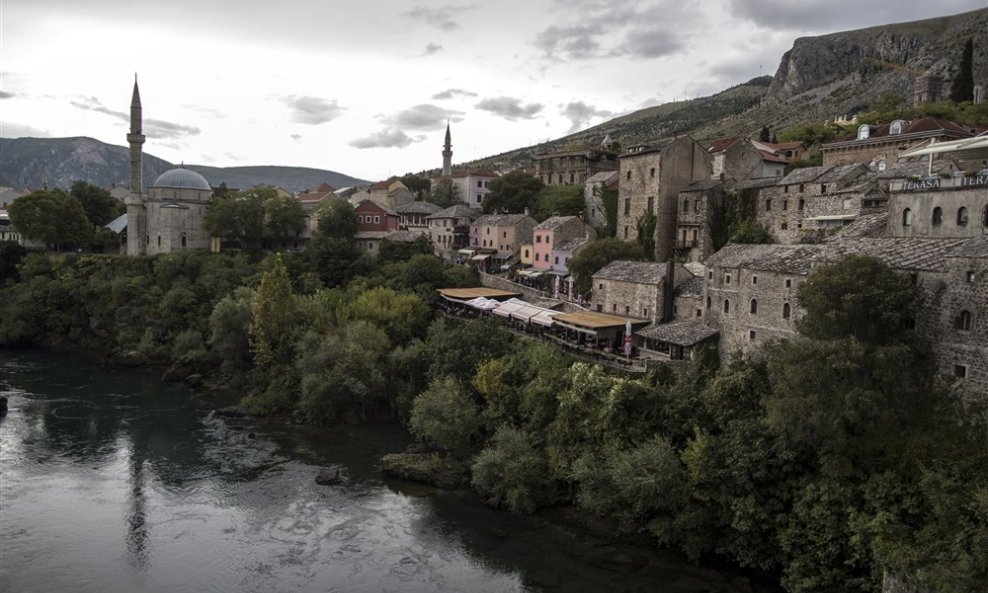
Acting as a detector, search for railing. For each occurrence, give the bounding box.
[675,240,697,249]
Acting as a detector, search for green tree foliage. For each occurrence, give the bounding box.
[344,286,430,346]
[635,212,656,260]
[426,178,461,207]
[710,187,773,249]
[599,185,618,237]
[424,317,512,383]
[409,376,483,453]
[8,189,93,250]
[399,173,431,200]
[778,121,850,146]
[249,254,297,367]
[377,235,433,263]
[949,38,975,103]
[482,170,543,214]
[307,199,361,287]
[208,286,253,370]
[70,180,124,226]
[471,425,553,514]
[204,189,264,250]
[534,185,584,221]
[262,190,306,239]
[566,237,644,297]
[0,241,27,285]
[759,125,771,142]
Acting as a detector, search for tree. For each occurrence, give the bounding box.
[400,173,432,200]
[482,171,543,214]
[204,189,264,250]
[249,254,297,367]
[534,185,584,221]
[759,125,771,142]
[471,425,553,514]
[70,181,123,226]
[950,38,975,103]
[426,178,461,207]
[566,237,645,297]
[409,376,483,453]
[0,241,27,284]
[635,212,656,260]
[262,190,306,240]
[7,189,92,250]
[314,198,357,239]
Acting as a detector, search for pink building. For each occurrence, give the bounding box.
[532,215,596,271]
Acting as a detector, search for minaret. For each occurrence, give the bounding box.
[442,121,452,177]
[128,75,145,193]
[125,75,147,255]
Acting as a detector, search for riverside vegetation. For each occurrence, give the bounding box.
[0,200,985,593]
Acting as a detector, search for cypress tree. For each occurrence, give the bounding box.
[949,38,974,103]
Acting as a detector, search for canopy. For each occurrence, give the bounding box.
[492,298,528,318]
[471,253,491,261]
[465,296,500,310]
[898,133,988,159]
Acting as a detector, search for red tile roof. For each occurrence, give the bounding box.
[707,136,742,153]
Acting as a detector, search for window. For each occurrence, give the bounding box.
[932,207,942,226]
[766,199,772,211]
[649,167,655,178]
[624,199,630,215]
[785,278,792,288]
[157,235,161,247]
[569,173,575,183]
[644,308,649,317]
[752,275,758,285]
[695,309,702,318]
[820,184,827,194]
[782,200,788,211]
[612,304,617,312]
[954,365,968,379]
[374,215,380,223]
[597,304,602,312]
[706,296,711,309]
[782,303,791,320]
[524,249,530,258]
[623,226,628,239]
[476,194,482,203]
[958,207,969,226]
[723,300,730,314]
[683,199,689,211]
[708,271,713,280]
[725,274,731,285]
[956,310,972,331]
[181,234,187,247]
[477,180,483,188]
[598,283,603,290]
[749,330,756,342]
[502,231,507,238]
[647,196,654,213]
[902,208,912,226]
[536,235,542,243]
[798,199,805,211]
[625,305,630,314]
[554,256,559,265]
[750,299,758,314]
[486,227,491,235]
[626,170,631,181]
[966,271,976,283]
[798,184,804,192]
[781,222,788,230]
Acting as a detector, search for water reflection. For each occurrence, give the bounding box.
[1,350,754,593]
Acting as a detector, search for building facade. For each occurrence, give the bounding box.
[535,148,618,187]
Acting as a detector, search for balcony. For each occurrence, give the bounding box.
[675,240,697,249]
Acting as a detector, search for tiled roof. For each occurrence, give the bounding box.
[474,213,533,226]
[555,236,593,252]
[764,141,805,151]
[535,215,579,230]
[675,274,704,298]
[946,235,988,259]
[594,260,669,283]
[758,149,789,164]
[816,164,868,184]
[707,136,742,153]
[734,177,781,190]
[683,179,725,191]
[780,165,835,184]
[638,320,718,346]
[426,204,481,220]
[369,180,392,190]
[834,212,889,238]
[384,230,424,243]
[827,117,977,145]
[587,171,619,184]
[620,137,681,158]
[393,201,443,215]
[879,159,964,180]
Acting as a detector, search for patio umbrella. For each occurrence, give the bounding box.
[623,319,633,357]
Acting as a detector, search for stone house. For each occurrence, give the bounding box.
[535,148,618,187]
[470,213,537,257]
[616,137,713,261]
[749,140,791,178]
[551,235,594,275]
[887,170,988,239]
[426,204,479,258]
[591,260,694,323]
[367,180,414,209]
[704,236,988,400]
[821,117,978,167]
[748,164,875,243]
[532,216,596,271]
[449,168,498,208]
[354,199,400,256]
[708,137,792,182]
[584,171,618,230]
[675,179,728,263]
[296,182,337,212]
[393,200,442,236]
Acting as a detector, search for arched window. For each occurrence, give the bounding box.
[957,207,969,226]
[956,310,972,331]
[782,303,791,320]
[902,208,912,226]
[932,207,943,226]
[723,299,730,314]
[750,299,758,314]
[180,233,187,248]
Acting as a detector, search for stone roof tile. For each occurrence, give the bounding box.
[593,260,668,283]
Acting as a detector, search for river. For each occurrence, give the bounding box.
[1,350,757,593]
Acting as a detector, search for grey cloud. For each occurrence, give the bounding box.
[349,128,418,149]
[283,96,344,125]
[726,0,986,31]
[422,43,443,56]
[404,5,474,32]
[0,121,52,138]
[389,104,463,131]
[535,25,603,59]
[561,101,614,133]
[432,88,478,100]
[620,26,684,59]
[290,134,302,141]
[0,91,14,99]
[476,97,544,121]
[71,96,199,139]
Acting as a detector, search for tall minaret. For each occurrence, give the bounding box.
[442,121,452,177]
[127,75,145,194]
[125,75,147,256]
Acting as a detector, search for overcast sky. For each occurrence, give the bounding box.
[2,0,985,182]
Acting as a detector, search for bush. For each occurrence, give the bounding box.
[409,376,483,454]
[471,425,552,514]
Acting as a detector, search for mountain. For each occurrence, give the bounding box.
[468,8,988,168]
[0,136,368,193]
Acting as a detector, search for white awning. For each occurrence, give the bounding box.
[471,253,491,261]
[898,134,988,158]
[457,248,475,255]
[492,298,528,318]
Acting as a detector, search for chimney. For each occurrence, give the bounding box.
[662,259,676,322]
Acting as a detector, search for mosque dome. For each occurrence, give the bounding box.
[152,167,211,191]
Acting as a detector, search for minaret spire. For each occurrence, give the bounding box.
[128,74,145,194]
[442,121,452,177]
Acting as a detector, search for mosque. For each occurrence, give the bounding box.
[124,78,213,256]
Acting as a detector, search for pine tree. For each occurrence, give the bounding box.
[949,38,974,103]
[759,126,771,142]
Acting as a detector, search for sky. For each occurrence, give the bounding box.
[2,0,986,182]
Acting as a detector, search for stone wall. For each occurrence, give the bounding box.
[887,180,988,239]
[594,277,663,320]
[676,184,725,262]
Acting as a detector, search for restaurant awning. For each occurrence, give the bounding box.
[457,248,476,255]
[471,253,492,261]
[492,298,528,318]
[552,311,650,336]
[437,287,522,303]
